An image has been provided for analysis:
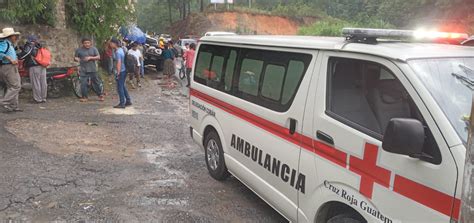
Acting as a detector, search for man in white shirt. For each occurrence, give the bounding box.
[128,42,143,88]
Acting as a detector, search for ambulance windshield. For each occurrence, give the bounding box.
[409,58,474,144]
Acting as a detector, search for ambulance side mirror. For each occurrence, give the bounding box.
[382,118,425,158]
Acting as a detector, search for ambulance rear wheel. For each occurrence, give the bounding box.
[204,131,230,181]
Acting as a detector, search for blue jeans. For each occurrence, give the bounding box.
[81,72,103,98]
[116,71,131,106]
[140,60,144,77]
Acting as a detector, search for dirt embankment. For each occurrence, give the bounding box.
[168,11,316,37]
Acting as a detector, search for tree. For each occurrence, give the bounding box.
[66,0,135,45]
[168,0,173,25]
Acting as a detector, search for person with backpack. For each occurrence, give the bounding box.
[127,42,142,88]
[18,35,49,103]
[74,37,104,102]
[110,37,131,109]
[0,28,22,113]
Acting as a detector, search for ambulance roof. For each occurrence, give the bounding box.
[200,35,474,62]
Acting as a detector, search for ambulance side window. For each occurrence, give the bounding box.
[194,44,312,112]
[194,45,236,91]
[326,57,441,164]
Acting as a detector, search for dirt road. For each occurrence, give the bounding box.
[0,72,286,222]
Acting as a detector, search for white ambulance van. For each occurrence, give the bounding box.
[189,28,474,222]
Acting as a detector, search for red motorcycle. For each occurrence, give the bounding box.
[0,60,78,98]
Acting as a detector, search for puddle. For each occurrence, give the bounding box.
[131,196,189,207]
[140,148,187,178]
[100,107,139,115]
[146,179,185,188]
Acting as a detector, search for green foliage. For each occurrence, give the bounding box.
[299,17,394,37]
[136,0,172,34]
[137,0,205,34]
[66,0,135,45]
[0,0,56,26]
[272,2,323,18]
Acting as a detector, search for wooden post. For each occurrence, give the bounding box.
[461,94,474,222]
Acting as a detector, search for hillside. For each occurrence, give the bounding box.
[168,11,317,37]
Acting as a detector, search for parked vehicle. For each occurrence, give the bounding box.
[203,31,237,37]
[144,36,163,71]
[176,38,197,51]
[0,60,77,98]
[189,28,473,222]
[159,34,172,43]
[462,36,474,46]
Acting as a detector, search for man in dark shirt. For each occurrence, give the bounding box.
[18,35,47,103]
[74,37,104,102]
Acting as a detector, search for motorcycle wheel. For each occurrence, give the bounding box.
[71,75,82,98]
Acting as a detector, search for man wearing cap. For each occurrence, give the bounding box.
[0,27,22,112]
[18,35,47,103]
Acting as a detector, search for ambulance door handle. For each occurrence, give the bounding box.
[317,131,334,145]
[289,118,297,135]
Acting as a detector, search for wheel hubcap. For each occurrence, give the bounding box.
[206,139,219,171]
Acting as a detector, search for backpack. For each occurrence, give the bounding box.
[34,47,52,67]
[0,40,11,65]
[125,53,137,73]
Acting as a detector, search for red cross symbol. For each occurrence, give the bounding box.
[349,143,391,199]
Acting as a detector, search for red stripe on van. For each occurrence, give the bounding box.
[394,175,461,219]
[191,89,301,146]
[190,88,459,219]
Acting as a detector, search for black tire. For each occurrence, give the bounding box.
[204,131,230,181]
[327,213,364,223]
[71,75,82,98]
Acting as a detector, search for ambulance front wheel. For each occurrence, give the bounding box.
[327,213,365,223]
[204,131,230,181]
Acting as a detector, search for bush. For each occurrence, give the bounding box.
[0,0,56,26]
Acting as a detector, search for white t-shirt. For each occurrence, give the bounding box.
[128,49,142,67]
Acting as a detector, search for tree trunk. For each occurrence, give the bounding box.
[187,0,191,15]
[168,0,173,25]
[182,0,186,19]
[461,94,474,222]
[200,0,204,12]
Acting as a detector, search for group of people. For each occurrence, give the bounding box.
[74,37,133,108]
[0,25,197,112]
[162,40,196,88]
[0,27,48,113]
[104,39,144,89]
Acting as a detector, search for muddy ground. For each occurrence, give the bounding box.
[0,70,286,222]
